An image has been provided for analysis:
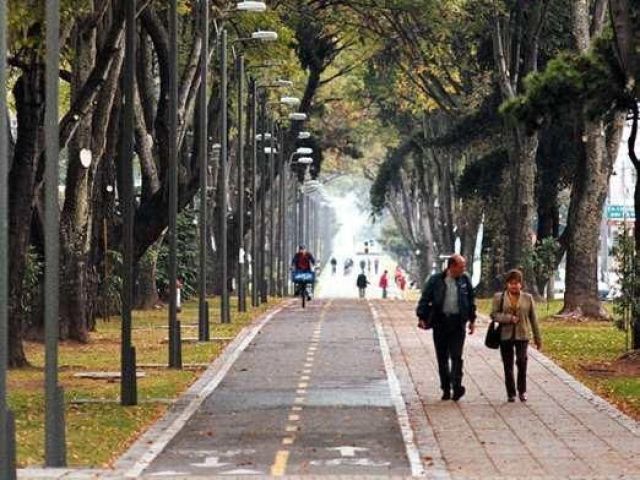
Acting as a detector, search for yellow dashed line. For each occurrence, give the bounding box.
[270,300,332,477]
[271,450,290,476]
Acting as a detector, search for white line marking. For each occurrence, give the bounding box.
[300,375,310,381]
[370,303,425,477]
[288,414,300,421]
[285,425,298,432]
[327,446,369,457]
[122,307,283,478]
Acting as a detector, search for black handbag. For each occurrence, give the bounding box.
[484,293,504,349]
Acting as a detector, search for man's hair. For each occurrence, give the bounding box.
[447,254,464,269]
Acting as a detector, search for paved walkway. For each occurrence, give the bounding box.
[373,300,640,479]
[18,298,640,479]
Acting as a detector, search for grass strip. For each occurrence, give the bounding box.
[8,296,278,467]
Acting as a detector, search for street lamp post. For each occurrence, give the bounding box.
[198,0,210,342]
[0,0,16,475]
[277,127,286,297]
[268,120,276,296]
[220,29,231,324]
[120,0,138,403]
[198,0,210,341]
[236,54,247,312]
[168,0,182,368]
[44,0,66,466]
[259,94,268,303]
[250,79,259,307]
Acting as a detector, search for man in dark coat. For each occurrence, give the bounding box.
[356,272,369,298]
[416,254,476,401]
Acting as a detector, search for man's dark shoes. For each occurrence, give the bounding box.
[508,396,516,403]
[519,393,527,402]
[452,386,466,401]
[441,389,451,401]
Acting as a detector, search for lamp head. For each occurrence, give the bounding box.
[236,1,267,12]
[251,30,278,41]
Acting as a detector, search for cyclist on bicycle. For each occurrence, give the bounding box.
[291,245,316,300]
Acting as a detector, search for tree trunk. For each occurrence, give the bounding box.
[508,126,538,269]
[562,120,609,318]
[476,201,508,296]
[459,198,482,280]
[59,18,97,342]
[135,245,160,309]
[8,66,45,367]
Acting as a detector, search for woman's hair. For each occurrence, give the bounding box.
[504,269,523,285]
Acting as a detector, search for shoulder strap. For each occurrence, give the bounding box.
[500,292,505,312]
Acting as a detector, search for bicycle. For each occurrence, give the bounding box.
[292,270,315,308]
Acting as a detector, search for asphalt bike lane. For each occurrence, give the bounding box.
[141,299,413,477]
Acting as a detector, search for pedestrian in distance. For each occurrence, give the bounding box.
[416,254,476,401]
[394,266,407,299]
[330,257,337,274]
[359,259,366,271]
[356,272,369,298]
[379,270,389,299]
[490,269,542,403]
[374,258,379,274]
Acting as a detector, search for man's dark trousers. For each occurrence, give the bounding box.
[432,314,466,393]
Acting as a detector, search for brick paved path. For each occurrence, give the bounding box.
[373,300,640,479]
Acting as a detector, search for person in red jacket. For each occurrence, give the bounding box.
[379,270,389,299]
[291,245,316,300]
